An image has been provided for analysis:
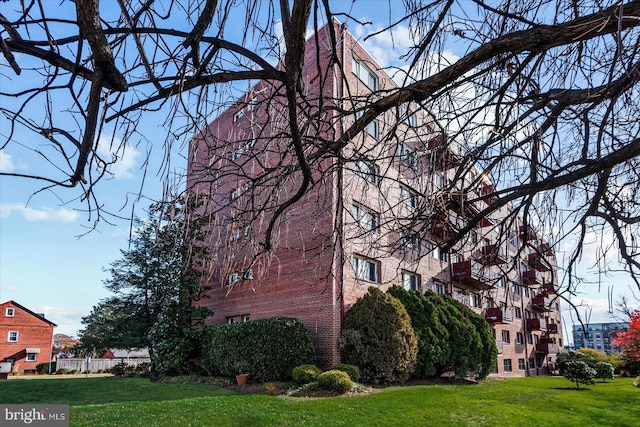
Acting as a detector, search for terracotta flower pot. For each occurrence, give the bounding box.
[235,373,249,385]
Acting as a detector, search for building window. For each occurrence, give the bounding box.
[508,234,516,246]
[402,271,419,291]
[518,358,526,370]
[501,330,510,344]
[516,332,524,345]
[233,110,244,122]
[512,283,520,294]
[26,353,37,362]
[400,104,417,127]
[400,185,418,208]
[8,331,18,342]
[433,172,445,189]
[228,273,240,286]
[397,142,417,170]
[353,255,379,282]
[528,357,535,369]
[434,282,445,295]
[352,56,378,90]
[5,308,14,317]
[227,317,236,324]
[431,242,447,262]
[352,203,379,232]
[503,359,512,372]
[401,229,419,249]
[471,294,481,308]
[470,231,478,244]
[233,147,243,160]
[355,110,379,138]
[354,158,379,185]
[514,307,522,318]
[497,278,505,288]
[243,269,254,280]
[243,315,250,322]
[523,287,530,297]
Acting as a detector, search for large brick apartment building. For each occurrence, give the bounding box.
[188,21,563,376]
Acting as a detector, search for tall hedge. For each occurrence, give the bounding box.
[199,317,315,381]
[387,286,497,380]
[339,286,418,383]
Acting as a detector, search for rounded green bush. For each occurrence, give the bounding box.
[317,370,353,393]
[331,363,360,382]
[292,364,323,384]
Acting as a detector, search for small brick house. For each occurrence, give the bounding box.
[0,300,56,374]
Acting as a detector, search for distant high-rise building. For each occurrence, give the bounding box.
[572,322,627,354]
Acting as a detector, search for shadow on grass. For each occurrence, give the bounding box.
[551,387,592,391]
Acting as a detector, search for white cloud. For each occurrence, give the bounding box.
[0,203,79,222]
[0,151,15,172]
[96,134,139,179]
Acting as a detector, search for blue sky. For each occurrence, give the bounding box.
[1,1,636,343]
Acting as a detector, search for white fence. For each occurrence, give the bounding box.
[56,358,150,373]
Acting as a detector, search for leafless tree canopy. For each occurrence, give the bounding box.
[2,1,640,296]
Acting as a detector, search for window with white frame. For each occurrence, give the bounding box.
[352,203,379,232]
[434,282,445,295]
[518,358,526,370]
[400,185,418,208]
[5,307,14,317]
[516,332,524,345]
[471,294,481,308]
[228,273,240,286]
[526,334,533,345]
[355,110,379,139]
[232,147,243,160]
[397,142,417,170]
[401,271,419,291]
[528,357,535,369]
[501,330,510,343]
[245,139,257,151]
[400,104,417,127]
[353,255,379,282]
[233,110,244,122]
[352,56,378,90]
[503,359,512,372]
[354,159,379,185]
[431,242,447,262]
[8,331,18,342]
[433,171,445,189]
[26,353,37,362]
[242,315,251,322]
[514,307,522,318]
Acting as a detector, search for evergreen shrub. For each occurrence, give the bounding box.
[317,370,353,393]
[292,364,323,384]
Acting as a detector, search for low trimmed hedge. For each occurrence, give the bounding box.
[292,364,323,384]
[200,317,315,382]
[317,370,353,393]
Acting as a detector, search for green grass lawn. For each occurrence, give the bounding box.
[1,376,637,426]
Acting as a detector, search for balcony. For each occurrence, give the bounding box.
[526,318,547,332]
[547,323,559,334]
[522,270,541,286]
[541,281,556,295]
[431,217,450,239]
[445,193,493,228]
[535,338,559,355]
[446,291,469,306]
[531,295,552,312]
[452,260,498,290]
[528,252,551,272]
[476,244,507,266]
[519,225,537,241]
[426,136,460,170]
[495,339,504,354]
[477,183,498,206]
[538,242,554,256]
[485,307,514,324]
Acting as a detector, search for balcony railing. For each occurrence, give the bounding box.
[446,291,470,306]
[522,270,541,286]
[426,136,460,170]
[547,323,559,334]
[531,295,552,311]
[528,252,551,272]
[526,318,547,332]
[477,183,498,206]
[431,218,450,239]
[452,260,499,290]
[445,193,493,228]
[485,307,514,324]
[538,242,554,256]
[535,338,559,355]
[476,244,508,266]
[542,281,556,295]
[519,225,537,241]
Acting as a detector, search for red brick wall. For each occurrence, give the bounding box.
[0,302,54,374]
